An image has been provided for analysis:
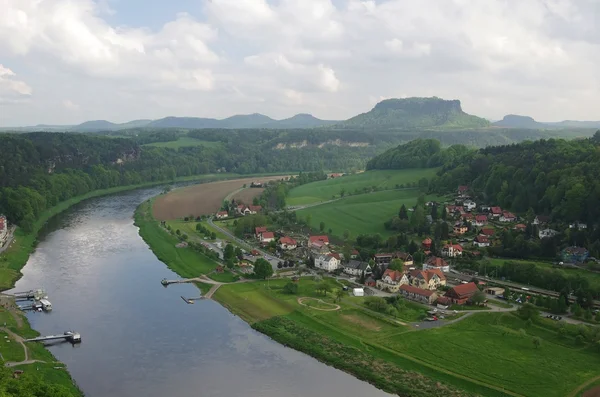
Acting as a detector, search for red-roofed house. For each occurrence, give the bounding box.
[423,256,450,272]
[490,207,503,217]
[279,236,297,250]
[236,204,247,215]
[474,215,488,227]
[442,243,463,258]
[499,211,516,222]
[248,205,262,215]
[514,223,527,232]
[461,213,474,221]
[422,238,432,249]
[473,235,490,248]
[255,227,268,239]
[216,211,229,219]
[376,269,409,292]
[399,284,438,304]
[309,236,329,248]
[409,269,446,290]
[481,228,495,236]
[260,232,275,243]
[444,282,479,305]
[350,249,360,259]
[457,185,469,195]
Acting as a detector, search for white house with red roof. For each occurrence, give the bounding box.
[499,211,516,222]
[473,214,488,227]
[255,227,268,239]
[490,207,503,217]
[376,269,409,292]
[247,205,262,215]
[474,235,490,248]
[442,243,463,258]
[463,200,476,211]
[260,232,275,243]
[279,236,297,250]
[423,256,450,272]
[309,235,329,248]
[216,211,229,219]
[315,254,340,272]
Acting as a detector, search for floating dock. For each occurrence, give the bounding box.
[25,331,81,344]
[11,288,46,301]
[162,278,194,286]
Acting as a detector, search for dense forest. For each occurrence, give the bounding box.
[366,139,473,169]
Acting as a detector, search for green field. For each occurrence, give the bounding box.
[144,137,223,149]
[287,169,438,206]
[297,189,443,239]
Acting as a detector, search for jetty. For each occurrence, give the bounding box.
[25,331,81,344]
[11,289,46,301]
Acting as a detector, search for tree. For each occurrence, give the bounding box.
[226,258,235,269]
[210,232,217,240]
[196,223,203,231]
[340,187,346,197]
[532,336,541,349]
[335,288,345,303]
[235,247,244,260]
[517,303,540,320]
[254,258,273,279]
[430,204,438,220]
[471,290,486,305]
[305,213,312,227]
[343,229,350,240]
[399,204,408,220]
[584,309,593,321]
[283,282,298,294]
[388,259,404,271]
[359,270,366,284]
[441,206,447,221]
[571,303,583,317]
[224,243,235,261]
[175,229,181,236]
[328,228,333,235]
[322,283,333,296]
[319,221,325,232]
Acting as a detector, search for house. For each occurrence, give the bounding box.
[236,204,246,215]
[250,182,263,188]
[539,228,558,239]
[444,282,479,305]
[514,223,527,232]
[279,236,297,250]
[473,235,490,248]
[309,235,330,248]
[310,241,330,254]
[473,215,488,227]
[409,269,446,290]
[442,243,463,258]
[216,265,225,273]
[561,247,589,263]
[490,207,502,217]
[446,205,461,217]
[350,249,360,259]
[463,200,476,211]
[260,232,275,243]
[423,256,450,272]
[238,261,255,274]
[364,277,377,287]
[399,284,438,304]
[485,287,505,296]
[247,205,262,215]
[480,205,491,212]
[395,252,414,266]
[422,238,432,250]
[215,211,229,219]
[255,227,268,239]
[315,254,340,272]
[343,260,372,276]
[569,221,588,230]
[499,211,516,222]
[353,288,364,297]
[376,269,409,292]
[461,213,474,221]
[457,185,469,195]
[533,215,551,225]
[481,228,495,237]
[374,253,393,266]
[453,224,468,235]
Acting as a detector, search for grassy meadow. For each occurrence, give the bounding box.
[287,168,438,206]
[296,189,443,239]
[144,137,223,149]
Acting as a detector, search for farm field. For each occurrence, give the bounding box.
[296,189,444,239]
[153,175,287,220]
[144,136,223,149]
[287,168,438,206]
[231,187,264,205]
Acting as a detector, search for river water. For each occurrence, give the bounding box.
[10,188,393,397]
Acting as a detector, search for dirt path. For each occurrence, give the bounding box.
[204,284,222,299]
[0,326,47,367]
[297,297,341,311]
[568,374,600,397]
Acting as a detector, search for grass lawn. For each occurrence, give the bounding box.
[287,168,438,206]
[144,137,223,149]
[135,201,218,278]
[296,189,444,239]
[0,331,25,362]
[450,304,491,311]
[381,312,600,397]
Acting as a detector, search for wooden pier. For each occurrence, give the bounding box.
[25,331,81,344]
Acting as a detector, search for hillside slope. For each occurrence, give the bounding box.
[492,115,547,129]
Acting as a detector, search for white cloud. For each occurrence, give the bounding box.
[0,0,599,125]
[63,99,79,110]
[0,64,32,106]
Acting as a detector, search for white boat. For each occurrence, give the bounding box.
[39,298,52,311]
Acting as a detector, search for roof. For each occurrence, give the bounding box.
[280,236,297,245]
[475,215,488,222]
[502,211,516,218]
[515,223,527,229]
[475,235,489,243]
[426,268,446,280]
[458,185,469,192]
[400,284,435,297]
[481,228,495,236]
[261,232,274,239]
[443,244,463,251]
[562,246,589,254]
[535,215,551,223]
[491,206,502,214]
[365,277,375,284]
[255,227,268,234]
[237,204,245,209]
[317,254,336,262]
[217,211,228,215]
[437,296,453,305]
[382,269,404,282]
[346,260,369,270]
[309,235,329,244]
[395,252,413,261]
[249,205,262,212]
[426,256,448,268]
[374,253,393,258]
[329,252,341,260]
[446,282,479,299]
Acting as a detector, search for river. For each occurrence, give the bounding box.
[10,188,393,397]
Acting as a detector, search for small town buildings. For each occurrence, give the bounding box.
[490,207,502,218]
[410,269,446,290]
[561,247,589,263]
[364,277,377,287]
[255,227,268,239]
[215,211,229,219]
[374,252,413,266]
[343,260,372,276]
[533,215,551,225]
[457,185,469,196]
[569,221,588,230]
[376,269,409,292]
[474,235,490,248]
[374,253,393,266]
[260,232,275,243]
[315,254,340,272]
[279,236,297,250]
[399,284,438,304]
[395,252,414,266]
[539,228,559,239]
[247,205,262,215]
[236,204,246,215]
[463,200,476,211]
[423,256,450,272]
[461,213,474,221]
[474,215,488,227]
[485,287,505,296]
[499,211,517,222]
[442,243,463,258]
[444,282,479,305]
[309,235,330,248]
[453,224,468,235]
[350,249,360,259]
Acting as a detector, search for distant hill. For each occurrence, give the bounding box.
[146,114,339,129]
[545,120,600,129]
[219,113,276,128]
[267,114,339,128]
[492,115,547,129]
[341,97,490,129]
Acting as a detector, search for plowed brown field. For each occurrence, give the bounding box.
[152,176,287,220]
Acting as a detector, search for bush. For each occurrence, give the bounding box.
[283,282,298,294]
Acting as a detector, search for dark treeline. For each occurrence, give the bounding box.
[366,139,473,170]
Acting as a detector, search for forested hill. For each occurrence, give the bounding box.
[340,97,490,129]
[431,131,600,223]
[366,139,473,170]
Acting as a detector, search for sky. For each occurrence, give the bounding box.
[0,0,599,126]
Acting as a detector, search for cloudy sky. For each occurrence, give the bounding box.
[1,0,599,126]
